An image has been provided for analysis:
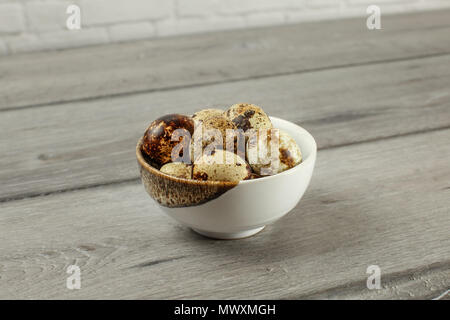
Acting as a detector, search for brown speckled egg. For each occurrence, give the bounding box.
[224,103,272,132]
[192,108,224,124]
[141,114,195,166]
[160,162,192,179]
[246,129,302,175]
[193,149,251,182]
[195,115,237,150]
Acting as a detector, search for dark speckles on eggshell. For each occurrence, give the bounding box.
[193,172,209,181]
[137,137,238,208]
[279,148,295,168]
[231,114,252,132]
[141,114,195,166]
[224,103,272,132]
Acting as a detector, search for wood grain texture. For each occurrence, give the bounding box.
[1,10,450,110]
[1,54,449,201]
[0,129,449,299]
[1,9,449,300]
[300,262,450,299]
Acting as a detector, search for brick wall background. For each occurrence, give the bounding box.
[0,0,449,55]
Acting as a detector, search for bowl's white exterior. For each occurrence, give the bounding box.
[159,117,317,239]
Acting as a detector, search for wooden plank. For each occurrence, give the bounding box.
[1,54,449,201]
[300,263,450,299]
[1,9,450,110]
[0,129,448,299]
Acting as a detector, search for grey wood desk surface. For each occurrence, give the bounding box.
[0,10,449,299]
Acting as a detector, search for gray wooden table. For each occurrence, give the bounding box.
[0,10,449,300]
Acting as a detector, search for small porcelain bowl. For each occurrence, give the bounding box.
[136,117,317,239]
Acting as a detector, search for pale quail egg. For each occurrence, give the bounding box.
[193,115,237,152]
[193,149,251,182]
[246,129,302,175]
[224,103,272,132]
[160,162,192,179]
[192,108,224,124]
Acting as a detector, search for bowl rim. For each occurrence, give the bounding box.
[136,116,317,186]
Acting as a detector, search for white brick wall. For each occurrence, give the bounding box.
[80,0,172,26]
[109,22,155,42]
[25,1,70,32]
[0,3,26,33]
[0,0,449,55]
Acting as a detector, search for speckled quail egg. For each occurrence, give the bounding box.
[246,129,302,175]
[194,115,237,151]
[193,149,252,182]
[141,114,194,166]
[224,103,272,132]
[160,162,192,179]
[192,108,224,124]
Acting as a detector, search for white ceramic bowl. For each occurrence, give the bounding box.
[137,116,317,239]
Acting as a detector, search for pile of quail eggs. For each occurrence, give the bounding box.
[141,103,302,182]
